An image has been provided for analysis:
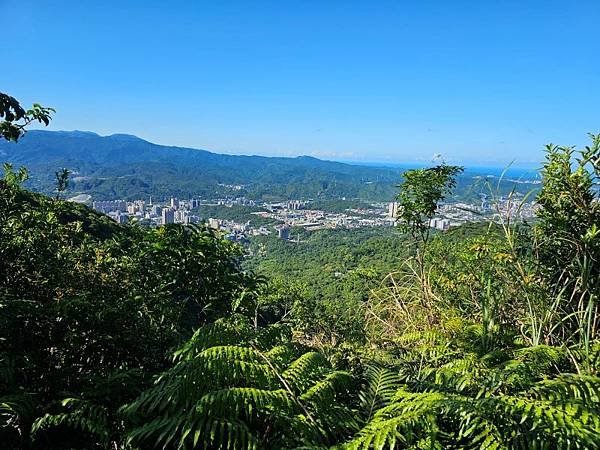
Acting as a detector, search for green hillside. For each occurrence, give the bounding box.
[0,130,403,201]
[0,130,540,202]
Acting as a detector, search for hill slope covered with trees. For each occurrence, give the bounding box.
[0,130,540,203]
[0,130,403,201]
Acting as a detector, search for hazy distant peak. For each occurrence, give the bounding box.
[27,130,146,142]
[30,130,100,138]
[106,133,145,142]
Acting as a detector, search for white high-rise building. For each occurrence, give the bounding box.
[162,208,175,225]
[388,202,398,219]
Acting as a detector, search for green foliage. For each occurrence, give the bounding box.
[31,369,143,448]
[357,365,401,423]
[246,228,409,345]
[345,334,600,449]
[122,323,358,449]
[0,178,258,448]
[346,377,600,449]
[352,136,600,448]
[0,92,54,142]
[54,167,70,199]
[535,137,600,360]
[536,137,600,283]
[2,129,600,449]
[252,276,309,328]
[395,164,464,242]
[2,162,29,187]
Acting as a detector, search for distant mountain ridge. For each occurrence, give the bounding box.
[0,130,390,170]
[0,130,404,201]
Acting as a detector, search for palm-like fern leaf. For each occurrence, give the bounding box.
[358,364,401,422]
[343,374,600,449]
[124,334,356,449]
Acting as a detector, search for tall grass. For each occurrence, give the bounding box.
[365,153,598,373]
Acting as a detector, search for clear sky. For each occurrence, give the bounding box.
[2,1,599,166]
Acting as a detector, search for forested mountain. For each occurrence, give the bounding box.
[0,130,539,202]
[0,130,403,200]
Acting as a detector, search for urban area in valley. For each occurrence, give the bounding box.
[88,192,540,242]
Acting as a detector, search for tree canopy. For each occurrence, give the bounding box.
[0,92,54,142]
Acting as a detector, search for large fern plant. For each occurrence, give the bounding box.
[121,320,358,449]
[345,340,600,449]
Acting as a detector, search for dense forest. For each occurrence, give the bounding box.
[1,94,599,448]
[245,228,411,344]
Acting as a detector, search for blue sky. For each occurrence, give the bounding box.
[2,1,599,166]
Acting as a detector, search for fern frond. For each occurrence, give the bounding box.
[265,344,301,371]
[173,319,253,361]
[0,392,37,443]
[358,364,401,422]
[343,408,438,450]
[282,352,330,394]
[197,387,293,419]
[482,393,600,448]
[125,338,355,449]
[122,345,275,419]
[395,330,448,347]
[127,413,261,450]
[527,374,600,407]
[344,374,600,449]
[300,371,353,406]
[31,398,110,444]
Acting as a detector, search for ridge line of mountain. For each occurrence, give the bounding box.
[0,130,404,201]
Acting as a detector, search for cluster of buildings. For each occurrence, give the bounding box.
[208,218,272,242]
[92,197,202,226]
[251,203,394,233]
[387,193,539,231]
[90,195,395,241]
[436,196,539,227]
[90,191,540,243]
[91,196,274,242]
[215,197,256,207]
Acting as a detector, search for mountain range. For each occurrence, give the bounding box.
[0,130,540,202]
[0,130,404,201]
